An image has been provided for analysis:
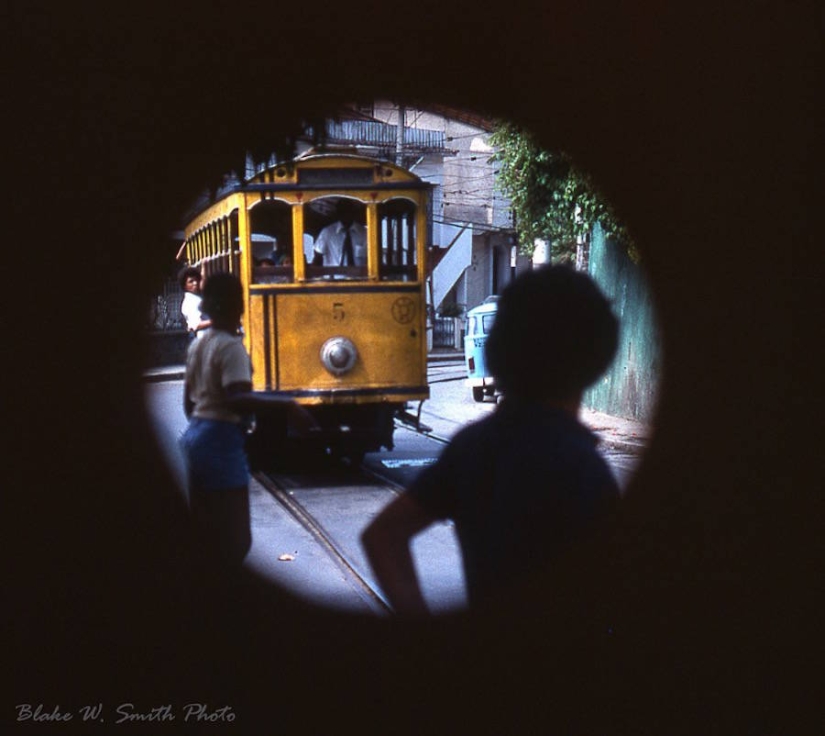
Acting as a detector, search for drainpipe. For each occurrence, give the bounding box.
[396,105,405,165]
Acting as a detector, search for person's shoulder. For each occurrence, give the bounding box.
[209,332,248,364]
[201,329,237,346]
[448,411,499,448]
[214,330,244,344]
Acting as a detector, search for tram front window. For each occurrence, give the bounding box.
[306,197,368,280]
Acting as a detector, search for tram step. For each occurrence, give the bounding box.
[396,411,433,433]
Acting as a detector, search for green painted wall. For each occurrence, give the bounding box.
[583,223,661,423]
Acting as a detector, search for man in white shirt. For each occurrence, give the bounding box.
[312,201,367,267]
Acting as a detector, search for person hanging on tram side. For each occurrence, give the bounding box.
[361,265,622,615]
[311,200,367,267]
[178,265,211,338]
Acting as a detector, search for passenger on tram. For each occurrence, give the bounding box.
[272,237,292,266]
[311,200,366,267]
[361,265,621,615]
[253,237,293,283]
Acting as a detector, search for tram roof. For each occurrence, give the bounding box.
[180,153,433,242]
[246,152,430,186]
[191,153,430,211]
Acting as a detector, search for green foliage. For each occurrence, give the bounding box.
[489,122,633,262]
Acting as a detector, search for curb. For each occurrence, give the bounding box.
[596,435,649,456]
[142,370,185,383]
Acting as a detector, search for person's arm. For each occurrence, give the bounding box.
[224,384,319,435]
[311,223,334,266]
[361,493,436,617]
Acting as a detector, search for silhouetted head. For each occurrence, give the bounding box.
[485,265,618,402]
[200,272,244,328]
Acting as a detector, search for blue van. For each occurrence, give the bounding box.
[464,296,499,402]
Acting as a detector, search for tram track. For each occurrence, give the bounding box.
[252,419,453,616]
[394,411,452,446]
[425,365,467,384]
[400,424,452,447]
[426,374,466,384]
[253,469,395,615]
[247,368,468,613]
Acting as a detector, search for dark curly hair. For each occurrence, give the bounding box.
[485,265,618,401]
[177,265,202,290]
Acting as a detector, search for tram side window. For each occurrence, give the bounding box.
[250,200,294,284]
[305,197,368,280]
[379,199,417,282]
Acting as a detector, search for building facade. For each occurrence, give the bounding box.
[365,101,528,318]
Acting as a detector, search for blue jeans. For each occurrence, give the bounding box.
[179,418,250,491]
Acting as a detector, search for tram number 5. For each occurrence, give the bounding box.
[332,302,345,321]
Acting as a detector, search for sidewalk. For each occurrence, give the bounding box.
[579,407,651,455]
[142,364,186,382]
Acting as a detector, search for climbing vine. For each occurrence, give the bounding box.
[489,122,636,263]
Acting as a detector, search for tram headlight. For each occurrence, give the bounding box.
[320,336,358,376]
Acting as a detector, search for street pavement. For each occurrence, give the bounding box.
[144,353,651,614]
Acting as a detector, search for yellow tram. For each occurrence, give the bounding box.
[178,153,431,464]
